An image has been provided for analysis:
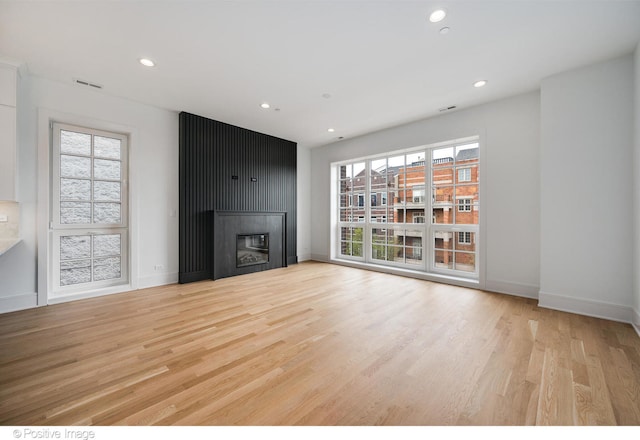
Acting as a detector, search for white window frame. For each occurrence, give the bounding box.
[338,225,365,260]
[332,137,480,281]
[430,142,479,278]
[52,124,129,230]
[48,121,131,299]
[52,229,130,291]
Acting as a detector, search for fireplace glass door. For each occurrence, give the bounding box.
[237,234,269,267]
[236,234,269,267]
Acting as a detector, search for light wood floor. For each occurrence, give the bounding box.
[1,261,639,426]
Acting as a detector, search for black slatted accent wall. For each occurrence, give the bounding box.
[179,112,297,283]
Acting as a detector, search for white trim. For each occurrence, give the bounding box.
[330,135,481,167]
[48,284,134,305]
[52,229,129,294]
[538,290,633,324]
[311,253,330,263]
[37,109,51,307]
[0,292,37,313]
[51,122,129,230]
[137,272,179,289]
[484,279,539,299]
[477,131,487,292]
[331,257,481,290]
[633,308,640,338]
[297,253,312,262]
[37,108,139,306]
[0,56,27,76]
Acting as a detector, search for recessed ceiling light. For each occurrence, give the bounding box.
[260,103,270,109]
[473,80,488,88]
[139,58,155,67]
[328,128,335,133]
[429,9,447,23]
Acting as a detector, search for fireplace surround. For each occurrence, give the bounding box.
[213,211,286,280]
[179,112,297,283]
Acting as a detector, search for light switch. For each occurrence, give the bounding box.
[0,214,7,222]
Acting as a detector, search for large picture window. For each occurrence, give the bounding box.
[334,138,479,279]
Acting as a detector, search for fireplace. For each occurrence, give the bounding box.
[237,233,269,267]
[213,211,286,279]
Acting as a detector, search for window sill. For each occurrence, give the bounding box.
[330,257,480,290]
[48,283,132,305]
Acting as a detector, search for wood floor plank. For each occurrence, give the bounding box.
[1,261,639,425]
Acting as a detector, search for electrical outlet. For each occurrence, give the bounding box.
[154,265,164,271]
[0,215,7,222]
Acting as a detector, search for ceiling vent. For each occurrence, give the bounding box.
[73,78,103,89]
[438,105,457,112]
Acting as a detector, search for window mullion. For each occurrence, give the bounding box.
[364,160,371,263]
[452,154,457,225]
[425,154,430,272]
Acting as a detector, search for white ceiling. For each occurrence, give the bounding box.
[1,0,640,148]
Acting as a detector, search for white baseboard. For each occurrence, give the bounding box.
[484,279,539,299]
[310,253,330,263]
[0,292,38,314]
[539,290,633,324]
[48,284,133,305]
[48,273,177,304]
[633,308,640,338]
[137,272,179,289]
[41,273,178,306]
[297,253,312,262]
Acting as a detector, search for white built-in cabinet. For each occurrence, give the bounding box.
[0,63,17,201]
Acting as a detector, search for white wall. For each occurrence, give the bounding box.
[634,44,640,333]
[297,145,311,261]
[540,55,634,322]
[310,91,541,297]
[0,75,180,312]
[0,74,38,311]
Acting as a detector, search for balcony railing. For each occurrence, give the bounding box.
[394,230,423,238]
